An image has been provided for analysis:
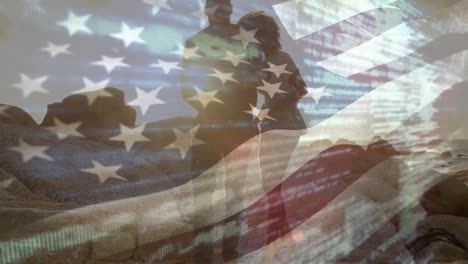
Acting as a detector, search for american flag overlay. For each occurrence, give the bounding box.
[0,0,467,263]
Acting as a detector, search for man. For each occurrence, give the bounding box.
[181,0,264,262]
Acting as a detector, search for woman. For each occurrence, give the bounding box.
[238,11,308,256]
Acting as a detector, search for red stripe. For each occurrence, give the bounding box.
[294,7,409,62]
[350,33,468,86]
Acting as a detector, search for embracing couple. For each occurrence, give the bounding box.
[181,0,308,262]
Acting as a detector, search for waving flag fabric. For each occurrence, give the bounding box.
[0,0,467,263]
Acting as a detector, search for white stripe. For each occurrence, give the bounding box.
[301,52,464,147]
[316,20,431,77]
[273,0,398,40]
[314,0,468,77]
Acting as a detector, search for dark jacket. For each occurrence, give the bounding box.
[181,24,266,154]
[259,50,308,133]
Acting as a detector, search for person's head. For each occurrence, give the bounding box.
[238,11,281,54]
[205,0,233,25]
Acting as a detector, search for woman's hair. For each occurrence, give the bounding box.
[238,11,281,53]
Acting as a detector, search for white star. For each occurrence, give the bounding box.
[46,118,83,140]
[112,23,145,47]
[223,51,248,67]
[209,69,239,85]
[192,0,208,28]
[244,105,276,121]
[150,60,182,74]
[142,0,172,16]
[57,11,92,36]
[110,124,150,151]
[128,87,165,115]
[165,126,205,159]
[257,79,287,98]
[13,74,48,98]
[73,78,111,105]
[81,160,126,184]
[187,87,223,108]
[9,139,53,163]
[263,62,292,78]
[182,46,201,60]
[305,86,333,104]
[92,56,129,74]
[232,26,260,49]
[42,42,71,58]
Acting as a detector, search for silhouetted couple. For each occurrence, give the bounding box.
[181,0,307,262]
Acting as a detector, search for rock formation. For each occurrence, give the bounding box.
[41,87,136,140]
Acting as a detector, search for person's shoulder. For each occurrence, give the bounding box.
[269,50,298,70]
[187,24,238,42]
[185,28,218,50]
[185,32,201,47]
[227,23,239,30]
[276,50,294,62]
[217,23,239,36]
[186,29,208,41]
